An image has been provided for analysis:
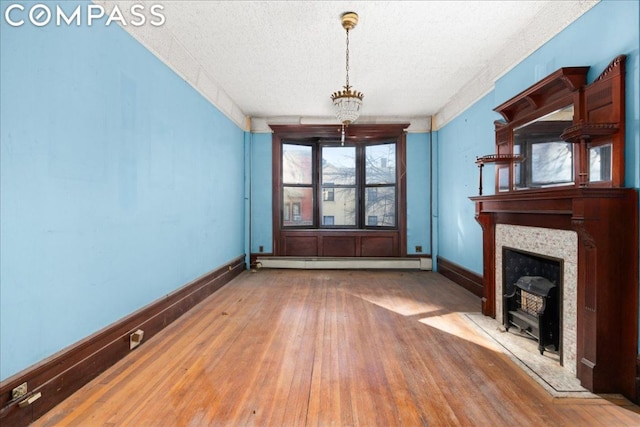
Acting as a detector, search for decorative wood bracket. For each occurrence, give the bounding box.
[560,122,619,143]
[595,54,626,82]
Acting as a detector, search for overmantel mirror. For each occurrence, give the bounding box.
[475,55,626,195]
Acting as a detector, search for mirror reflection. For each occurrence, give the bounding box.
[589,144,612,182]
[513,105,574,189]
[498,166,509,192]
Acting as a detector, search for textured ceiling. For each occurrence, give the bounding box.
[99,1,598,130]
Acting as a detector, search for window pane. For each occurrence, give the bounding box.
[283,186,314,226]
[320,188,356,226]
[365,187,395,227]
[283,144,312,184]
[322,146,355,185]
[366,143,396,184]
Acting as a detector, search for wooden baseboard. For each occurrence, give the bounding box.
[436,256,483,298]
[0,255,246,427]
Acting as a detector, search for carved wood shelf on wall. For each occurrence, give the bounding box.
[474,154,524,195]
[560,122,620,141]
[493,66,589,123]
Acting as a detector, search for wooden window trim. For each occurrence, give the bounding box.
[271,124,408,257]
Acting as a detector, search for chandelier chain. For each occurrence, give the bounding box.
[331,12,362,127]
[345,28,350,88]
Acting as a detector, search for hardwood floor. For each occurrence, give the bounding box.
[33,270,640,426]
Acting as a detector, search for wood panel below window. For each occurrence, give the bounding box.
[280,230,400,257]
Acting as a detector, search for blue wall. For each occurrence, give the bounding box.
[436,94,498,273]
[406,132,431,255]
[249,132,273,254]
[436,0,640,274]
[0,2,245,380]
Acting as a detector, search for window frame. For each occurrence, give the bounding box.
[271,124,408,257]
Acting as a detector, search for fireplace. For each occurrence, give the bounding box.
[502,248,562,358]
[471,188,638,399]
[469,55,638,401]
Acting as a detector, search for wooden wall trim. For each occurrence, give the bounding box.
[436,256,484,298]
[0,255,246,427]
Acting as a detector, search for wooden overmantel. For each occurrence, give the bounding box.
[469,55,638,399]
[470,187,638,399]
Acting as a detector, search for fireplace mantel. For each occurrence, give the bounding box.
[470,187,639,399]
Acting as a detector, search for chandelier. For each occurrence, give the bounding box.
[331,12,363,143]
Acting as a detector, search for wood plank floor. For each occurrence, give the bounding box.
[34,270,640,426]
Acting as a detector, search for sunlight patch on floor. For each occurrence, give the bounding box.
[348,292,443,317]
[418,312,501,350]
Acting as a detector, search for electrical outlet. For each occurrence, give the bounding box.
[12,382,27,400]
[415,245,423,253]
[259,245,264,253]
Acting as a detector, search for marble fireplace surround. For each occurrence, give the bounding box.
[495,224,578,375]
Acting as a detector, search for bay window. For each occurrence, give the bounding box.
[271,124,407,258]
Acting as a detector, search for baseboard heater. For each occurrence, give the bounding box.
[256,257,432,270]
